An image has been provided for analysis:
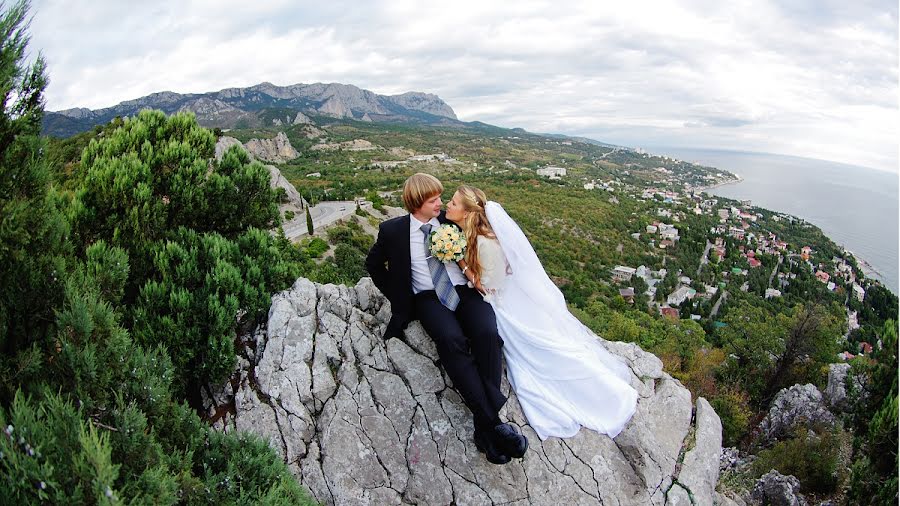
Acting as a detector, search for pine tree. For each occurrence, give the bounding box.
[0,0,70,400]
[306,205,314,235]
[69,110,299,393]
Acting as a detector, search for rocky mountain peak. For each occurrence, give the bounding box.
[56,107,94,119]
[203,277,725,505]
[389,91,459,120]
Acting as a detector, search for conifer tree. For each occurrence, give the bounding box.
[0,0,69,400]
[71,110,298,393]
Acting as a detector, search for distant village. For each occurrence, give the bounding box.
[529,157,874,362]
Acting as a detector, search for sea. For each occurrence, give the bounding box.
[647,147,899,295]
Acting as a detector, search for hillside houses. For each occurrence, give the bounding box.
[620,179,859,326]
[408,152,456,162]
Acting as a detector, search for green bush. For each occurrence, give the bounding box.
[710,388,752,447]
[71,109,281,293]
[302,237,329,258]
[133,227,300,391]
[750,427,842,494]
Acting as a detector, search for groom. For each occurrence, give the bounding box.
[365,173,527,465]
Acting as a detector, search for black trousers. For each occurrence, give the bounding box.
[414,285,506,432]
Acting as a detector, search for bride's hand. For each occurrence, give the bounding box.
[473,278,487,296]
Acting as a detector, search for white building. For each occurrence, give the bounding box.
[765,288,782,298]
[853,283,866,302]
[612,266,637,282]
[537,166,567,177]
[636,265,650,279]
[646,225,658,234]
[848,310,860,331]
[667,286,697,306]
[661,229,680,241]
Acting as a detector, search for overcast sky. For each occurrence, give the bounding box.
[27,0,899,172]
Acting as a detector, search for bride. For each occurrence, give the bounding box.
[445,185,638,440]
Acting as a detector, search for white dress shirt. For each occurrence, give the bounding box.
[409,214,467,294]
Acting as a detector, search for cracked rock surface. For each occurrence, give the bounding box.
[205,277,723,505]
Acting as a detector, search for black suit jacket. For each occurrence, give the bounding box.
[366,211,453,339]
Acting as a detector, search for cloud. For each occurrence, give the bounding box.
[27,0,899,172]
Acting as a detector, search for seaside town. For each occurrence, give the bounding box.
[527,155,882,363]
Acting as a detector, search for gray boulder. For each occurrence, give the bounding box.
[758,384,835,443]
[205,277,724,505]
[751,470,807,506]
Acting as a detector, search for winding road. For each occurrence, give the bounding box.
[283,200,368,241]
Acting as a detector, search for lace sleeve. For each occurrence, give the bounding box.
[477,236,508,295]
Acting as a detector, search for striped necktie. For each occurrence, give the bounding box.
[421,223,460,311]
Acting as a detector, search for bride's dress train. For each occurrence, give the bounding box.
[479,202,638,440]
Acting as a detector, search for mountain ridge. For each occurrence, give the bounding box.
[43,81,459,137]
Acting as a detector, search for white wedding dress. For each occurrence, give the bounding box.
[478,202,638,440]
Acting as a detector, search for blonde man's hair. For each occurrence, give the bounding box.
[402,173,444,212]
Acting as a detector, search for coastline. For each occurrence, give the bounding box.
[695,174,743,193]
[846,249,889,289]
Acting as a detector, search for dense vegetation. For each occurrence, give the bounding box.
[0,4,314,502]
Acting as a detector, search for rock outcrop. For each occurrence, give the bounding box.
[293,111,313,125]
[214,135,244,161]
[823,363,866,412]
[387,91,458,120]
[757,384,835,443]
[244,132,300,164]
[205,277,724,505]
[751,470,808,506]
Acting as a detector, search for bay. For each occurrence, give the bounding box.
[648,147,899,295]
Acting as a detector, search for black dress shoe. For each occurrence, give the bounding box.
[494,423,528,459]
[473,430,511,465]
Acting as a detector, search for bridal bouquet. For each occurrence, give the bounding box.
[429,224,467,262]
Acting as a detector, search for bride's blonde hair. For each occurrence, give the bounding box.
[456,185,495,281]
